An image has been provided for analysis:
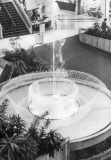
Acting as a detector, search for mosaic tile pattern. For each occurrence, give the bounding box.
[83,0,101,12]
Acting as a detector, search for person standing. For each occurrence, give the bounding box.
[101,18,108,32]
[42,3,45,17]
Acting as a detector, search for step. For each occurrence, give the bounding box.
[1,21,12,25]
[3,33,29,38]
[4,31,29,36]
[3,32,29,37]
[3,31,29,36]
[6,7,17,12]
[3,27,28,32]
[5,9,18,13]
[3,28,29,33]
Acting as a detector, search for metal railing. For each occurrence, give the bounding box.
[0,0,16,29]
[13,0,32,34]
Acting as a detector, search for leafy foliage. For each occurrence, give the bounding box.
[5,114,26,137]
[87,7,102,18]
[38,130,65,157]
[85,22,111,40]
[0,99,9,139]
[85,22,102,37]
[23,136,38,160]
[0,134,26,160]
[2,46,50,79]
[0,100,65,160]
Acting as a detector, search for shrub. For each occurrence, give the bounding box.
[85,22,111,40]
[0,100,65,160]
[2,46,50,79]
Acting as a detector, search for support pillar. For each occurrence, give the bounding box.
[101,0,109,20]
[0,24,3,39]
[76,0,84,15]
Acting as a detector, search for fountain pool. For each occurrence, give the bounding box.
[28,78,79,119]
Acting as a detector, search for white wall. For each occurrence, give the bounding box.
[25,0,55,16]
[25,0,37,10]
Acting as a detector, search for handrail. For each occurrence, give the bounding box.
[13,0,32,33]
[14,0,30,27]
[0,0,16,27]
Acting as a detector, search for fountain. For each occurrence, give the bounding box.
[28,78,79,119]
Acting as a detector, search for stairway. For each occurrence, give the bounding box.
[0,1,29,38]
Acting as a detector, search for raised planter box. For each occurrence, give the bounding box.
[79,32,111,53]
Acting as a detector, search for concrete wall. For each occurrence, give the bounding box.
[25,0,55,16]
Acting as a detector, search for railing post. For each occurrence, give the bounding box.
[0,24,3,39]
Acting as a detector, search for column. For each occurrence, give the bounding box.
[0,24,3,39]
[75,0,84,15]
[101,0,109,20]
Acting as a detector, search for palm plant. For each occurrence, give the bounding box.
[8,60,28,79]
[6,114,26,137]
[26,111,50,140]
[23,136,38,160]
[2,45,49,80]
[0,100,65,159]
[38,130,65,157]
[0,134,26,160]
[25,46,49,72]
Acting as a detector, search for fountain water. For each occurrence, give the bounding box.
[28,78,79,119]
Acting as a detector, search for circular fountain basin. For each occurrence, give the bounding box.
[28,78,79,119]
[1,71,111,148]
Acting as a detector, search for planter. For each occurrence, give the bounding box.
[79,32,111,53]
[0,58,10,68]
[56,1,76,12]
[79,33,98,48]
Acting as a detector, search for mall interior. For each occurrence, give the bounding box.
[1,0,111,160]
